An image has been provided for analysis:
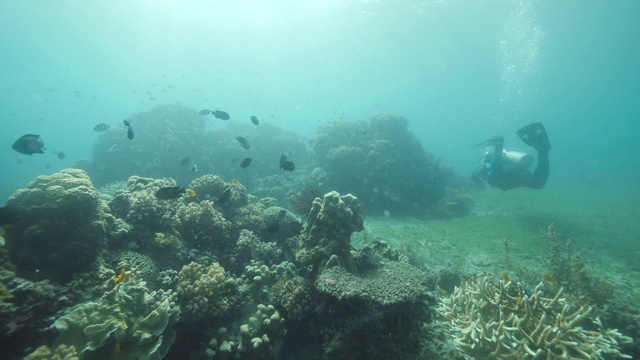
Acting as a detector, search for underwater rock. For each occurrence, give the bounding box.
[296,191,363,274]
[4,169,111,283]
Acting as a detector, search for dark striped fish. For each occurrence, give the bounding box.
[93,123,111,132]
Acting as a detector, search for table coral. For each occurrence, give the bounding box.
[437,274,633,359]
[4,169,110,283]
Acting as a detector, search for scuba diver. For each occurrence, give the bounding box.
[471,122,551,191]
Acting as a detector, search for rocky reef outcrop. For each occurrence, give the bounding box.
[3,169,112,283]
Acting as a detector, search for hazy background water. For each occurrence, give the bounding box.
[1,0,639,203]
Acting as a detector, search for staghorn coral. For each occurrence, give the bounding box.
[171,200,231,250]
[176,262,236,321]
[53,274,178,360]
[437,274,632,359]
[4,169,110,283]
[296,191,364,274]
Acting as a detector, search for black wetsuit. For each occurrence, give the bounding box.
[472,141,549,191]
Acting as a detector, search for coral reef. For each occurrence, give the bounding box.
[3,169,111,283]
[437,274,632,359]
[171,200,231,250]
[232,230,282,272]
[115,251,159,285]
[272,276,313,321]
[176,262,236,322]
[53,274,178,360]
[296,191,364,273]
[312,114,459,215]
[205,304,287,359]
[262,206,302,244]
[24,344,80,360]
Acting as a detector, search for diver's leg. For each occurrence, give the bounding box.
[488,139,504,179]
[528,150,549,189]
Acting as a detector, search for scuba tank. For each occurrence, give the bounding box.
[479,149,534,168]
[502,149,533,168]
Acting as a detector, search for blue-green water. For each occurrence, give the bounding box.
[1,1,639,359]
[2,1,638,200]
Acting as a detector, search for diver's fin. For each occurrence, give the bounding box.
[517,122,550,151]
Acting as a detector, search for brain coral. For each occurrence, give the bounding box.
[4,169,110,283]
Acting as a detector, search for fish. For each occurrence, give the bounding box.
[155,186,186,200]
[279,154,295,171]
[179,157,191,165]
[123,119,134,140]
[213,110,230,120]
[113,340,121,356]
[218,188,231,203]
[236,136,250,149]
[191,164,199,173]
[544,273,557,284]
[186,189,197,197]
[93,123,111,132]
[240,157,252,168]
[114,268,126,283]
[231,179,241,186]
[12,134,46,155]
[250,115,259,125]
[199,109,211,115]
[54,151,65,159]
[501,271,511,283]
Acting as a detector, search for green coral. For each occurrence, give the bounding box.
[296,191,364,273]
[53,276,178,360]
[177,262,236,321]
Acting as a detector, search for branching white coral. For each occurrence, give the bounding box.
[436,274,632,359]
